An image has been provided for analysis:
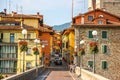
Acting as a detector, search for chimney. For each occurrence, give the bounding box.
[4,9,7,14]
[92,0,96,10]
[81,15,84,24]
[11,11,14,16]
[37,12,40,15]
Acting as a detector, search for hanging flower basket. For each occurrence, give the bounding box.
[78,48,85,56]
[19,40,28,52]
[32,47,39,55]
[89,42,98,53]
[73,51,77,56]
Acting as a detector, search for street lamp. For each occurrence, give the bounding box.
[92,30,98,73]
[80,40,85,68]
[34,39,40,67]
[79,40,85,77]
[21,29,27,72]
[42,45,45,65]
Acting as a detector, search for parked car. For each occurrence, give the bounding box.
[54,57,62,65]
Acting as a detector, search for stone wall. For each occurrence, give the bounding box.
[75,27,120,80]
[103,2,120,16]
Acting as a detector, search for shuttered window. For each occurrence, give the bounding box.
[88,31,93,38]
[102,31,107,39]
[88,61,93,68]
[102,45,107,54]
[102,61,107,70]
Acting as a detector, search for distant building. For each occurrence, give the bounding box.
[62,27,75,64]
[72,9,120,80]
[88,0,120,16]
[39,24,54,65]
[52,31,62,54]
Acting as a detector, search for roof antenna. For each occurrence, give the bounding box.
[9,0,11,13]
[20,6,23,28]
[71,0,74,26]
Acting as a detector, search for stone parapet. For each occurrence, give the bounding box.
[75,66,109,80]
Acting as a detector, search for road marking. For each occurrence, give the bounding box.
[69,72,76,80]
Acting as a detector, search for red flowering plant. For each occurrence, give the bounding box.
[89,42,98,53]
[78,48,85,56]
[32,47,39,55]
[18,40,28,52]
[73,51,77,56]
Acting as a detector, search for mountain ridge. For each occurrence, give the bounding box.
[52,22,71,31]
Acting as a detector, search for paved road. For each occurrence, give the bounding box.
[35,60,81,80]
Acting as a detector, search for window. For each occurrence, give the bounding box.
[88,61,93,68]
[10,33,14,43]
[102,45,108,54]
[102,31,107,39]
[88,31,93,38]
[26,62,32,69]
[98,20,103,24]
[27,48,32,55]
[102,61,107,70]
[27,34,31,39]
[0,33,3,39]
[88,16,93,21]
[62,43,64,48]
[66,42,69,48]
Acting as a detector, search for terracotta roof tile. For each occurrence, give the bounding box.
[1,14,43,19]
[0,25,37,30]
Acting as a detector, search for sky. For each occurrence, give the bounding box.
[0,0,88,26]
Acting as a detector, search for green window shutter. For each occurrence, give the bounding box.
[102,61,107,69]
[104,45,107,53]
[88,61,93,68]
[102,45,107,53]
[89,31,93,38]
[102,31,107,38]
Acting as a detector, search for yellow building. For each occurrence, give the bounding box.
[62,27,75,64]
[0,11,43,75]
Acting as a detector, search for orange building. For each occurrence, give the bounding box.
[39,24,54,65]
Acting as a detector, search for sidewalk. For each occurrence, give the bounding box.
[69,71,82,80]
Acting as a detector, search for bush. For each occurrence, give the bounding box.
[0,74,4,79]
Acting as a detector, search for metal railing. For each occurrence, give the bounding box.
[2,65,44,80]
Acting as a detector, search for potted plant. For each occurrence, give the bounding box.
[89,42,98,73]
[89,42,98,53]
[78,48,85,56]
[32,47,39,55]
[73,51,77,56]
[18,40,28,52]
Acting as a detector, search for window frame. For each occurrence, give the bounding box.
[102,45,108,54]
[88,60,93,68]
[88,30,93,38]
[102,31,107,39]
[26,48,32,55]
[101,60,107,70]
[98,20,103,24]
[88,16,93,21]
[10,33,14,43]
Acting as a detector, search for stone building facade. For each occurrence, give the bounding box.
[88,0,120,16]
[73,9,120,80]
